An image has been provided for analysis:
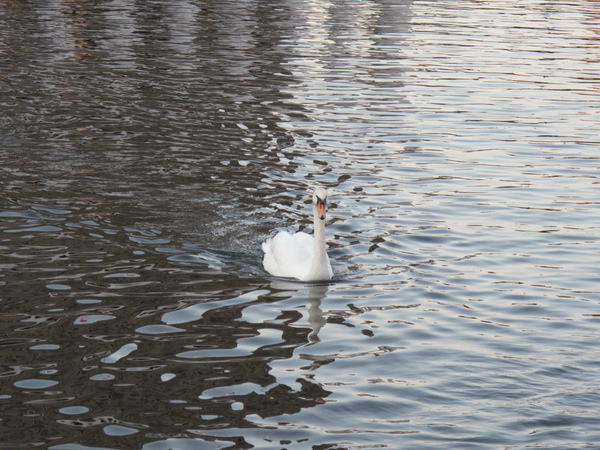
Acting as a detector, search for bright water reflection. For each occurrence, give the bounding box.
[1,0,600,448]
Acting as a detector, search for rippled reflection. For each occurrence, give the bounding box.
[1,0,600,448]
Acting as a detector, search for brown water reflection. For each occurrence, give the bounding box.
[0,207,334,447]
[2,2,332,442]
[2,0,309,254]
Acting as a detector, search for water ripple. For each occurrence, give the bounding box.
[1,0,600,448]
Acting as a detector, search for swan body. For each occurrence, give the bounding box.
[262,187,333,282]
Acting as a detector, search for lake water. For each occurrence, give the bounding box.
[1,0,599,448]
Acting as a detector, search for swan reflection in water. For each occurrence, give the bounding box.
[305,283,328,343]
[270,280,329,343]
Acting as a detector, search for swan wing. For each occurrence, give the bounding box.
[262,231,314,280]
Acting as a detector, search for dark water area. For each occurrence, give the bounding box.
[1,0,600,449]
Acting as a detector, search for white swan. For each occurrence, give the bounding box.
[262,187,333,282]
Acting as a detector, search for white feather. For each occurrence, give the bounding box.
[261,188,333,282]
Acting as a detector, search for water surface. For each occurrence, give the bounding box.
[1,0,600,448]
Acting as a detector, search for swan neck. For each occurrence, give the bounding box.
[313,212,326,250]
[307,208,329,280]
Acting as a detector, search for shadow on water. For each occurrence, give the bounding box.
[0,1,346,447]
[0,207,340,448]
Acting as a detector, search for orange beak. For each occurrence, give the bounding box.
[316,200,327,220]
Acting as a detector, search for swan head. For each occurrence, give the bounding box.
[312,187,328,221]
